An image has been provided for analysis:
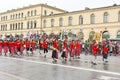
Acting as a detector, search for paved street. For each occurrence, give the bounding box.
[0,50,120,80]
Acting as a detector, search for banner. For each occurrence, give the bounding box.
[93,32,101,42]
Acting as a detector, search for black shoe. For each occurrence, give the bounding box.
[93,63,97,65]
[44,55,46,58]
[65,59,67,62]
[78,57,80,59]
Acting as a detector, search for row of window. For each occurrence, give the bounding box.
[1,25,7,31]
[27,10,37,17]
[27,20,37,29]
[0,10,37,21]
[10,22,23,30]
[10,13,24,20]
[1,16,7,21]
[44,10,54,16]
[43,11,120,27]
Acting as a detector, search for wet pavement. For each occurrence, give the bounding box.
[0,49,120,80]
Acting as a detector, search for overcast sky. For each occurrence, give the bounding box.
[0,0,120,12]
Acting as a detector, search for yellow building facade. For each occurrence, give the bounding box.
[0,3,120,41]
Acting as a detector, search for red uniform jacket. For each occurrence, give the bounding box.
[4,41,8,47]
[103,45,108,54]
[0,41,3,46]
[53,41,58,49]
[42,41,48,49]
[31,41,35,47]
[70,42,75,50]
[26,41,30,48]
[76,42,80,49]
[92,45,98,54]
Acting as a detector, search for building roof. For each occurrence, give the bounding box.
[43,4,120,18]
[0,3,67,15]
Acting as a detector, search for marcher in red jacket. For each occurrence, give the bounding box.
[3,40,8,56]
[102,44,109,63]
[75,40,82,59]
[91,41,99,65]
[70,40,75,60]
[30,40,35,54]
[42,39,48,58]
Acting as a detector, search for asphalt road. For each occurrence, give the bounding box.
[0,49,120,80]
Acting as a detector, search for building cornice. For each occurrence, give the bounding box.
[43,5,120,18]
[0,3,67,15]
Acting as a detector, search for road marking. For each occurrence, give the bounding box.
[0,70,29,80]
[1,56,120,76]
[99,76,120,80]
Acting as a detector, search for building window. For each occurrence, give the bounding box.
[59,18,63,27]
[21,22,23,30]
[31,11,33,16]
[90,14,95,24]
[21,13,23,18]
[79,15,83,25]
[18,13,20,18]
[10,15,12,20]
[102,31,110,39]
[31,21,33,29]
[44,10,47,16]
[28,11,29,16]
[27,21,29,29]
[103,12,108,23]
[18,23,20,30]
[13,24,14,30]
[34,10,37,16]
[68,16,72,26]
[16,23,17,30]
[43,20,46,28]
[6,25,7,31]
[16,14,18,19]
[51,19,54,27]
[10,24,12,30]
[118,11,120,22]
[51,12,53,15]
[1,25,2,31]
[34,20,37,28]
[13,15,15,19]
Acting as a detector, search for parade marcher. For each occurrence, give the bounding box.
[16,40,21,55]
[9,40,15,56]
[3,40,9,56]
[25,40,30,55]
[84,40,89,55]
[91,41,99,65]
[0,40,3,55]
[20,39,24,56]
[42,39,48,58]
[69,40,75,60]
[30,39,35,55]
[61,40,68,62]
[39,40,43,55]
[52,39,58,62]
[102,43,109,63]
[75,40,82,59]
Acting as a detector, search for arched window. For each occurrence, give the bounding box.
[21,13,23,18]
[13,24,14,30]
[10,24,12,30]
[6,25,7,31]
[31,21,33,29]
[16,23,17,30]
[27,21,29,29]
[44,10,47,16]
[16,14,18,19]
[28,11,30,17]
[18,23,20,30]
[118,11,120,22]
[90,14,95,24]
[79,15,83,25]
[89,31,95,41]
[59,18,63,27]
[34,20,37,28]
[51,19,54,27]
[103,12,109,23]
[21,22,23,30]
[31,11,33,16]
[102,31,110,39]
[34,10,37,16]
[43,20,46,28]
[18,13,20,18]
[68,16,72,26]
